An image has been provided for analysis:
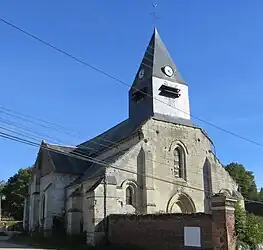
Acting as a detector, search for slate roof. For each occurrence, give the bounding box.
[132,27,186,88]
[39,29,209,178]
[44,113,201,176]
[76,119,142,156]
[68,150,128,187]
[75,28,191,158]
[45,143,92,175]
[46,144,76,153]
[76,114,196,158]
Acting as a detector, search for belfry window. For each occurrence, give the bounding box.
[132,87,148,102]
[126,186,133,205]
[173,147,185,179]
[159,85,180,99]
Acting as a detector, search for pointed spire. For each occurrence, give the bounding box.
[129,28,190,125]
[132,28,186,87]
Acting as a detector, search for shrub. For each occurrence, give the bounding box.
[235,202,263,248]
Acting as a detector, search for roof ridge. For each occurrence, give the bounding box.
[46,143,76,149]
[77,119,129,148]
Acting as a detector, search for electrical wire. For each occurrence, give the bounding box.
[0,128,257,203]
[0,130,210,193]
[1,129,262,206]
[0,17,262,203]
[0,16,263,150]
[0,118,250,187]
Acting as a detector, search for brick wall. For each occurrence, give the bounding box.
[107,213,213,250]
[211,194,237,250]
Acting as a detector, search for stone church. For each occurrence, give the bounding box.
[23,28,242,245]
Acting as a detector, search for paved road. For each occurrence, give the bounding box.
[0,229,54,249]
[0,240,54,249]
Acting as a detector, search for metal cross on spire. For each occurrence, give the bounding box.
[150,3,160,27]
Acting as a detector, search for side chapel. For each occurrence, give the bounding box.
[23,28,242,245]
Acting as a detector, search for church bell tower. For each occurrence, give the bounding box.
[129,28,190,125]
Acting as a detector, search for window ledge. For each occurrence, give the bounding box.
[173,178,187,184]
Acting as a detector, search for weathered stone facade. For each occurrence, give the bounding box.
[23,28,243,247]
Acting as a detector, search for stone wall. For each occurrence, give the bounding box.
[107,213,212,250]
[141,118,238,213]
[104,194,237,250]
[38,173,78,231]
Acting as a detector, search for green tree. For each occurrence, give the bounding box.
[225,163,258,200]
[245,213,263,247]
[2,168,32,220]
[0,181,5,194]
[235,202,263,248]
[235,202,247,243]
[258,187,263,201]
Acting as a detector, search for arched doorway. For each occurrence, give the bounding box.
[167,192,196,213]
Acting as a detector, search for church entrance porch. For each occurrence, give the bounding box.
[166,192,196,213]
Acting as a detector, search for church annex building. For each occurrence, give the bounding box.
[23,28,242,245]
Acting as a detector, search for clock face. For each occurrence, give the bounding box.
[138,68,145,79]
[163,65,174,77]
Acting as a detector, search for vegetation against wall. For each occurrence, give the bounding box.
[235,202,263,247]
[225,163,259,200]
[1,167,32,220]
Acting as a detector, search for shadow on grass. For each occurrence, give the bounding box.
[9,233,146,250]
[9,232,91,250]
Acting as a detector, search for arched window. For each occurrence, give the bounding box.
[126,186,133,205]
[173,147,185,179]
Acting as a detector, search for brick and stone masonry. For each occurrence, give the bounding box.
[103,193,237,250]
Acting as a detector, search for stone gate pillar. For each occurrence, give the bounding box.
[211,193,237,250]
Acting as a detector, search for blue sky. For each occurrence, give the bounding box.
[0,1,263,188]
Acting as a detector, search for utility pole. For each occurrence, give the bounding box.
[0,195,6,221]
[103,174,108,243]
[0,196,1,222]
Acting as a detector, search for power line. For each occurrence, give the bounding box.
[0,18,262,200]
[0,17,263,150]
[0,107,261,193]
[0,127,251,197]
[0,129,263,204]
[1,129,262,206]
[0,109,79,142]
[0,130,209,193]
[0,107,129,152]
[0,106,80,135]
[0,102,261,194]
[0,117,66,145]
[0,119,248,187]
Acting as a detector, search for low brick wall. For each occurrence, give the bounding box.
[107,213,213,250]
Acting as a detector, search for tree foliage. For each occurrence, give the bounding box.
[258,188,263,201]
[235,202,263,247]
[0,181,5,194]
[225,163,258,200]
[2,168,32,220]
[246,213,263,247]
[235,202,247,243]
